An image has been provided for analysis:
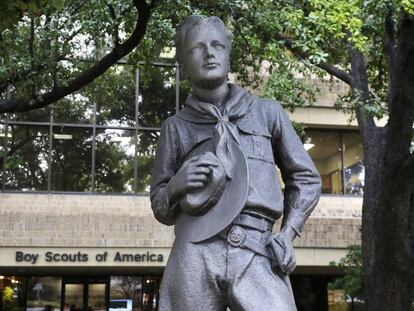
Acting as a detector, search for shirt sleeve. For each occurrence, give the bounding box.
[150,118,181,226]
[271,102,322,236]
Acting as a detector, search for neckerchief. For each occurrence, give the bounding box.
[176,84,252,179]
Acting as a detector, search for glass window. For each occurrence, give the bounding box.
[343,132,364,195]
[138,66,177,128]
[304,130,343,194]
[95,129,135,193]
[5,125,49,191]
[95,65,136,127]
[63,283,84,311]
[53,94,94,125]
[110,276,142,311]
[8,106,51,123]
[142,277,160,311]
[0,124,7,190]
[88,284,106,311]
[51,127,93,191]
[27,277,61,311]
[137,131,159,193]
[0,276,26,311]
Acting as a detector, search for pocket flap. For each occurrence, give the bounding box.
[237,123,271,138]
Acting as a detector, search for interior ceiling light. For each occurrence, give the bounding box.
[53,134,73,140]
[304,143,315,151]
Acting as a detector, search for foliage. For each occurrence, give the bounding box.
[0,0,156,113]
[335,90,388,123]
[0,0,63,38]
[291,121,307,141]
[2,286,14,310]
[1,2,413,307]
[1,60,189,192]
[261,69,317,111]
[329,245,364,299]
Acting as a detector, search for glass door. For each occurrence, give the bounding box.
[88,283,107,311]
[63,283,84,311]
[62,278,108,311]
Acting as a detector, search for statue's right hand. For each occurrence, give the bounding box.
[167,155,219,202]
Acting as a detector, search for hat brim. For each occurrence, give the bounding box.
[174,145,249,243]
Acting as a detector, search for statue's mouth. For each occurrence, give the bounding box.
[203,62,220,68]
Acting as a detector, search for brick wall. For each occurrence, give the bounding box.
[0,193,361,248]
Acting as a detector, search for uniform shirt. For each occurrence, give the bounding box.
[150,84,321,236]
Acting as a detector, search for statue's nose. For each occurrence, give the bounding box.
[205,45,214,58]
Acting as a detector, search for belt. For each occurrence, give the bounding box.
[226,225,274,261]
[232,213,274,232]
[221,214,276,261]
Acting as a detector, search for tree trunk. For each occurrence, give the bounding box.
[363,162,413,310]
[361,12,414,311]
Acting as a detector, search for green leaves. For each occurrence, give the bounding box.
[305,0,368,52]
[262,68,318,110]
[329,245,363,299]
[335,89,388,122]
[1,0,409,120]
[0,0,65,33]
[401,0,414,14]
[51,0,65,10]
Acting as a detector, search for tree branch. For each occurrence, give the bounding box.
[29,16,36,96]
[103,0,120,47]
[71,0,88,16]
[121,4,135,16]
[280,36,352,85]
[0,130,36,169]
[0,0,156,113]
[0,64,46,94]
[384,13,414,160]
[1,16,82,94]
[395,12,414,118]
[384,4,396,69]
[347,45,377,138]
[384,4,397,110]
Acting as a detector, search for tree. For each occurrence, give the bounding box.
[2,0,413,309]
[329,245,364,309]
[0,1,64,37]
[0,0,156,113]
[148,0,412,309]
[204,1,413,310]
[1,61,188,193]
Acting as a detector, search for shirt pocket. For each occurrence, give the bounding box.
[237,123,275,164]
[181,132,214,162]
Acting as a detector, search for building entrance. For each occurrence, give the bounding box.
[0,274,161,310]
[62,278,108,311]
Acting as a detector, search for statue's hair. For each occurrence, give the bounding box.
[175,15,233,64]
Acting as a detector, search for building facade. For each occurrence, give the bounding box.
[0,63,364,311]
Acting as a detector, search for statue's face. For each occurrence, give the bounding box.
[181,23,230,89]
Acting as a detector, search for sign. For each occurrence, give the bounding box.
[0,247,171,267]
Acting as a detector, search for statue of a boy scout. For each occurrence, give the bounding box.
[150,15,321,311]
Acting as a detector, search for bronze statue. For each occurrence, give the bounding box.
[150,15,321,311]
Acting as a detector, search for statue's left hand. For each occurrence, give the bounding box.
[267,228,296,274]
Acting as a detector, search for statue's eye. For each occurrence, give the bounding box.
[191,45,202,52]
[212,42,225,49]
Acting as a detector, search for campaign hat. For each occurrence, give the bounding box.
[179,151,227,216]
[174,139,249,243]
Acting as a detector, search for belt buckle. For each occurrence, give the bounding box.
[227,226,246,247]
